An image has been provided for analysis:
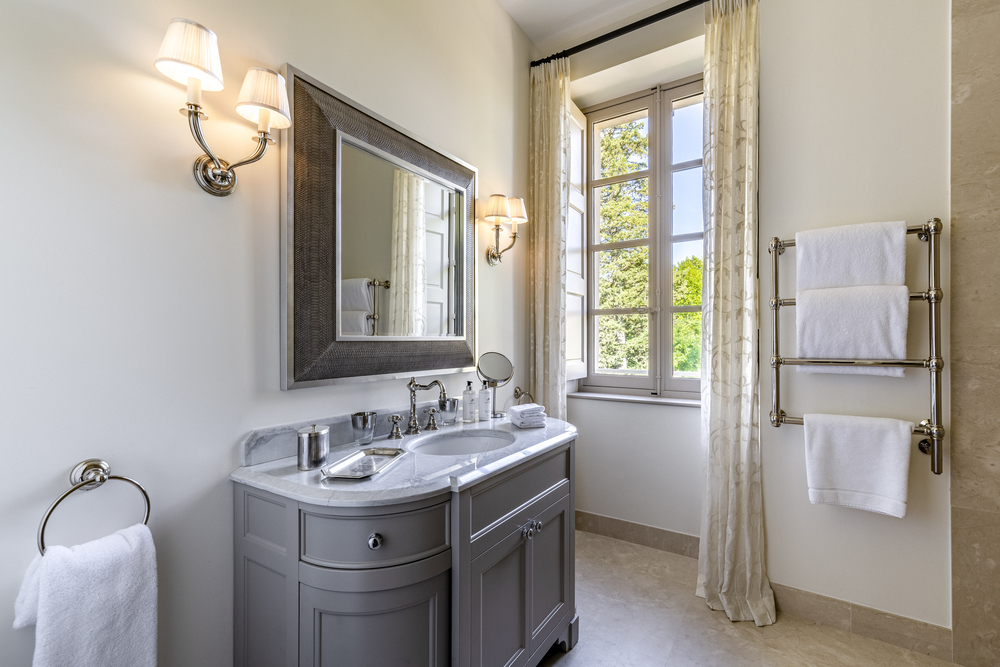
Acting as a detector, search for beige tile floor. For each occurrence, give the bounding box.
[538,531,952,667]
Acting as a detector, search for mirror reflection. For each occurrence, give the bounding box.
[477,352,514,384]
[339,138,464,338]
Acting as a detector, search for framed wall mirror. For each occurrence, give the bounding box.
[280,65,477,389]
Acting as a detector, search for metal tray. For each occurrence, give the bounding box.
[320,447,407,480]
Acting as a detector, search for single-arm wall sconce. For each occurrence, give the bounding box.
[485,195,528,266]
[154,18,291,197]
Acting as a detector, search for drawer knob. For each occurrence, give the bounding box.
[368,533,383,550]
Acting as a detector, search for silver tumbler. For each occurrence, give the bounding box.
[438,398,459,424]
[297,424,330,471]
[352,411,377,444]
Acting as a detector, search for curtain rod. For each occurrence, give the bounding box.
[529,0,708,68]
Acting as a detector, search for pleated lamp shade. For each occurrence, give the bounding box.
[484,194,511,223]
[154,18,224,91]
[507,197,528,224]
[235,68,292,130]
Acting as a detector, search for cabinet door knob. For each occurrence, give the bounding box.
[368,533,383,550]
[521,523,533,540]
[534,520,542,533]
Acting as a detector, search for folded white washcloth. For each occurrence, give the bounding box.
[796,220,907,290]
[508,403,544,421]
[804,413,914,518]
[796,285,909,377]
[341,310,372,335]
[14,523,158,667]
[342,278,375,312]
[512,416,546,429]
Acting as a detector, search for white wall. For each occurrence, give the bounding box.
[0,1,535,665]
[569,399,703,536]
[759,0,951,627]
[570,0,952,628]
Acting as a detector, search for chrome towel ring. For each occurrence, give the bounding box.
[37,459,150,555]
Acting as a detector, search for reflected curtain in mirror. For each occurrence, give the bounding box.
[389,169,428,335]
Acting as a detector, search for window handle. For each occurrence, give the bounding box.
[635,307,660,314]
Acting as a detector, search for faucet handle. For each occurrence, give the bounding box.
[387,415,404,440]
[423,407,440,431]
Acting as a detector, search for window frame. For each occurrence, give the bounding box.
[580,75,704,400]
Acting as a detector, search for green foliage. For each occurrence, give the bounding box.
[597,119,650,373]
[671,255,704,376]
[595,117,704,377]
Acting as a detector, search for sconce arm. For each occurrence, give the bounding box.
[184,105,273,197]
[486,224,519,266]
[186,105,223,171]
[498,229,519,256]
[227,133,271,171]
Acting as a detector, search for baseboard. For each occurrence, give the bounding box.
[574,510,699,559]
[770,583,953,662]
[575,510,953,662]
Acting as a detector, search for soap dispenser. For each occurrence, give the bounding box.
[479,380,492,421]
[462,381,477,423]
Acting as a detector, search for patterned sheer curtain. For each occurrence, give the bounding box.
[388,169,427,336]
[696,0,775,626]
[528,58,571,420]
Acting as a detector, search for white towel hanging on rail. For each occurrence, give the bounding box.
[795,220,907,290]
[804,413,914,518]
[796,285,909,376]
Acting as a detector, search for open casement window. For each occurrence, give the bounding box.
[581,77,704,399]
[566,102,588,381]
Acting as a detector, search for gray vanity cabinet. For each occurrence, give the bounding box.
[455,442,578,667]
[234,438,577,667]
[298,564,449,666]
[233,484,452,667]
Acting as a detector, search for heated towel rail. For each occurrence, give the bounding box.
[366,279,390,336]
[767,219,945,474]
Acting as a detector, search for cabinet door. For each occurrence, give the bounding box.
[528,494,573,656]
[299,570,449,667]
[469,527,531,667]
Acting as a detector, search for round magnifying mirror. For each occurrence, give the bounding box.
[477,352,513,386]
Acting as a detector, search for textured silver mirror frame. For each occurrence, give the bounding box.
[279,65,478,389]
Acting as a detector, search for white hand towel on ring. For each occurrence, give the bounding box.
[14,523,157,667]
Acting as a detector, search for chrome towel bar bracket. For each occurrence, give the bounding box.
[37,459,151,555]
[767,219,946,474]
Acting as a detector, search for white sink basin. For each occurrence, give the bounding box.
[408,429,516,456]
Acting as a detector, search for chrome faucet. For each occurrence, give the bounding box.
[405,378,448,435]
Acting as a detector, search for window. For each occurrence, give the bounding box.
[581,77,704,398]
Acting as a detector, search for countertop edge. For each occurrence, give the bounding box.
[450,430,577,492]
[230,420,577,508]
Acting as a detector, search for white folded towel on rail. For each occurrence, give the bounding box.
[14,523,158,667]
[796,285,909,377]
[804,413,914,518]
[795,220,907,290]
[341,310,372,335]
[342,278,375,312]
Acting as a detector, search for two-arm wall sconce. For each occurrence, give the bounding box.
[154,18,291,196]
[484,195,528,266]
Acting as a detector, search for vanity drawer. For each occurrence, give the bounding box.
[300,501,450,569]
[469,446,570,537]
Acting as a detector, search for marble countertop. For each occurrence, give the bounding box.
[230,417,577,507]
